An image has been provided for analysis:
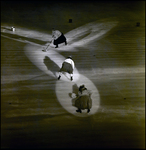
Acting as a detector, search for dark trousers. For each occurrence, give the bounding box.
[60,62,73,74]
[53,33,67,46]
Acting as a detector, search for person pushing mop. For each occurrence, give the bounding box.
[52,28,67,48]
[43,28,67,52]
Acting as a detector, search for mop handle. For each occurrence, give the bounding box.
[45,39,53,49]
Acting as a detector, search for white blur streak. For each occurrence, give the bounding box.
[55,74,100,117]
[1,34,44,47]
[2,19,118,80]
[65,19,118,47]
[1,66,145,84]
[1,18,118,50]
[1,25,51,41]
[24,44,80,80]
[96,67,145,75]
[24,45,57,78]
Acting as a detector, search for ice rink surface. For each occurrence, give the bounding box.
[1,0,145,149]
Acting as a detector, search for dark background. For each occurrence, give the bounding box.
[1,0,145,149]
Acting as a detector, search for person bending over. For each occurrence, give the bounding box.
[52,28,67,48]
[74,85,92,113]
[58,56,74,81]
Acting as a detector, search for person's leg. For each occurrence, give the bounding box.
[55,45,58,48]
[60,33,67,45]
[64,37,67,45]
[65,41,67,45]
[76,108,82,113]
[53,39,58,48]
[58,71,62,80]
[70,73,73,81]
[58,63,65,80]
[87,109,90,113]
[63,35,67,45]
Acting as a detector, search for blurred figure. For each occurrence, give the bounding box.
[52,28,67,48]
[74,85,92,113]
[58,56,74,81]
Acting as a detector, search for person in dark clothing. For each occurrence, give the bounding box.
[52,28,67,48]
[74,85,92,113]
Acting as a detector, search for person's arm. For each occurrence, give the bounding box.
[71,60,75,69]
[52,31,56,39]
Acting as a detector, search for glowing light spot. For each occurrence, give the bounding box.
[56,74,100,117]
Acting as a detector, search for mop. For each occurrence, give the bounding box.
[42,39,53,52]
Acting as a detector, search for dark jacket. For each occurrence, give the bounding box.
[75,89,92,110]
